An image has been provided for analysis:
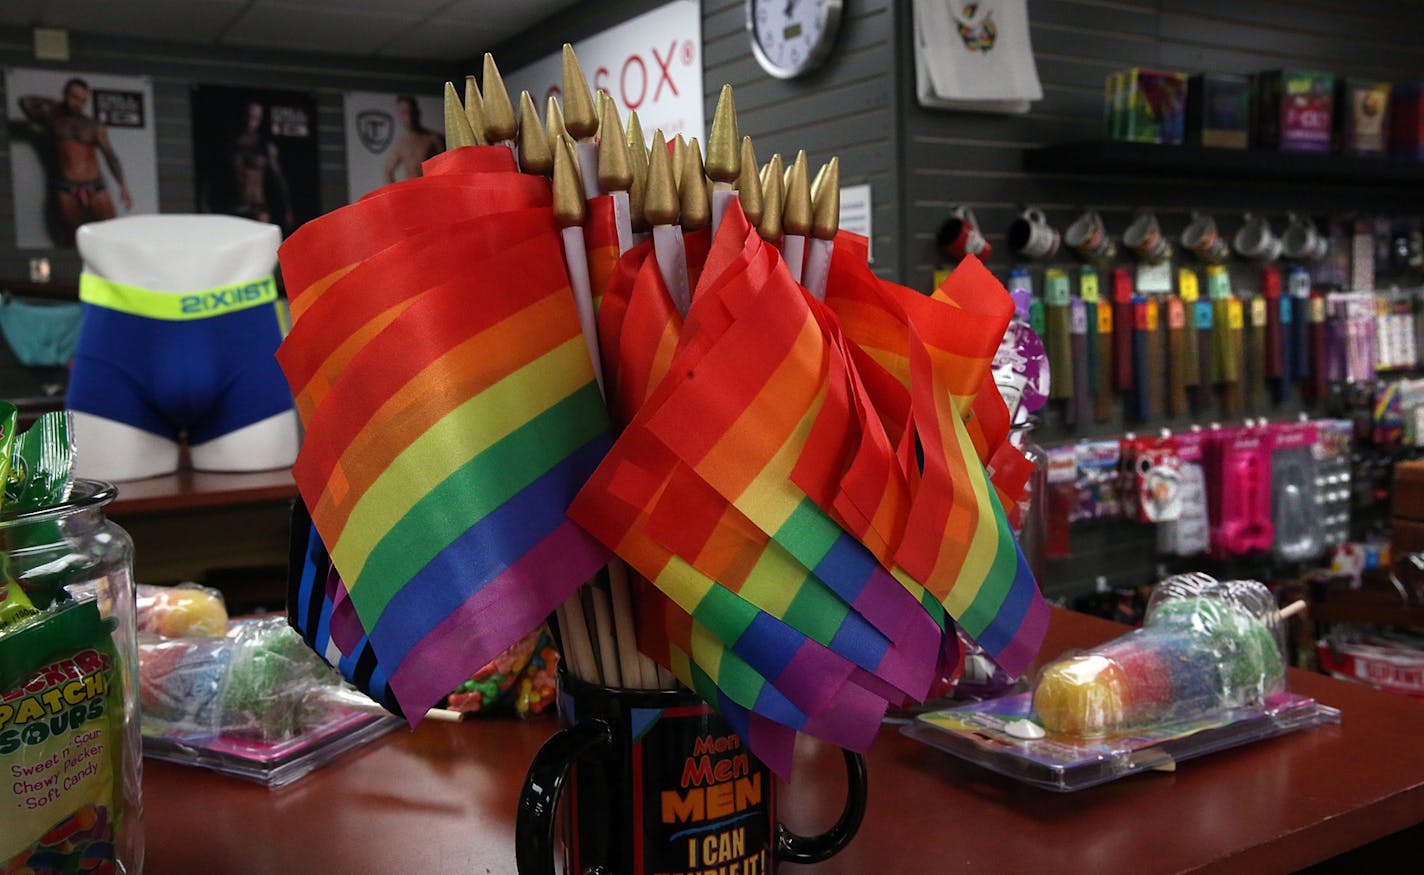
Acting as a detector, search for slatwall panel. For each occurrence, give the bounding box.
[0,24,451,286]
[488,0,904,279]
[899,0,1424,297]
[896,0,1424,596]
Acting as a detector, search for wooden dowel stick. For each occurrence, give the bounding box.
[588,586,622,687]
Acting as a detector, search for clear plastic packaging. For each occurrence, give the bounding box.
[70,580,230,639]
[1032,575,1287,736]
[138,616,400,787]
[139,616,339,743]
[904,574,1337,792]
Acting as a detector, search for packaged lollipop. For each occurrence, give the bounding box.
[1032,574,1287,736]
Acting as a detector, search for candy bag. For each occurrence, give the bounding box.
[1,597,130,873]
[4,412,74,512]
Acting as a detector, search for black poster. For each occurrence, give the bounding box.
[191,85,319,238]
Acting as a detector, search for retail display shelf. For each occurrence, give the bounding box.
[1023,141,1424,186]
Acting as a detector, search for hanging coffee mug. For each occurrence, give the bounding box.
[1234,213,1282,262]
[1007,208,1061,260]
[1180,211,1230,264]
[1281,213,1327,262]
[1063,209,1116,262]
[516,676,868,875]
[1123,211,1172,263]
[937,206,992,260]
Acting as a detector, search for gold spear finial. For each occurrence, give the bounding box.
[545,95,567,144]
[810,160,829,204]
[627,112,649,232]
[552,132,586,228]
[442,81,478,149]
[783,150,812,236]
[557,133,585,196]
[758,153,784,242]
[681,136,710,231]
[597,96,632,192]
[644,130,679,226]
[811,157,840,239]
[561,44,598,140]
[517,91,553,176]
[706,84,741,184]
[734,136,763,227]
[626,109,646,149]
[481,53,517,142]
[671,135,689,193]
[463,75,488,146]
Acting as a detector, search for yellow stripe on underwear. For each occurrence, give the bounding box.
[79,273,279,321]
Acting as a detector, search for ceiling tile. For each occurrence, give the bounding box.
[0,1,45,28]
[39,0,245,43]
[375,17,485,61]
[254,0,449,17]
[223,4,421,55]
[437,0,578,26]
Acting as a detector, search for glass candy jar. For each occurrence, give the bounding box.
[1,479,143,873]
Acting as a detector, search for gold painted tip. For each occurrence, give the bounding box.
[810,161,829,204]
[481,53,517,141]
[561,44,598,139]
[783,150,812,236]
[517,91,553,176]
[552,134,586,228]
[625,110,645,150]
[671,135,688,193]
[734,136,763,227]
[811,157,840,239]
[463,75,488,146]
[706,84,740,183]
[558,133,585,195]
[443,81,478,149]
[680,136,710,231]
[597,96,633,192]
[758,153,784,242]
[545,95,567,144]
[644,130,679,226]
[627,123,650,232]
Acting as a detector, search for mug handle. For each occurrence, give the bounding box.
[515,719,612,875]
[775,750,869,866]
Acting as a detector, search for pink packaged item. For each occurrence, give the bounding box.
[1206,426,1274,558]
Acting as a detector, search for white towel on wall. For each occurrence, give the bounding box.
[914,0,1043,113]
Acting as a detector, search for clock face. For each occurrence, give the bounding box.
[747,0,842,79]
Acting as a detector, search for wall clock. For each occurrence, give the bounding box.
[746,0,843,79]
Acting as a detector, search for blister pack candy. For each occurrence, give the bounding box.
[1032,574,1285,736]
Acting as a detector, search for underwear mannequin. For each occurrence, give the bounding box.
[68,214,299,481]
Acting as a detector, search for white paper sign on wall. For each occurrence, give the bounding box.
[839,183,873,263]
[505,0,704,144]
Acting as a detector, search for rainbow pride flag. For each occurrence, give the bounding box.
[277,152,613,718]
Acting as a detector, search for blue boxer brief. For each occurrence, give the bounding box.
[67,273,295,444]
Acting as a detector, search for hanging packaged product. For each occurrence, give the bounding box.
[1204,424,1274,558]
[1314,419,1353,549]
[1072,440,1123,522]
[1157,429,1209,557]
[1131,433,1182,523]
[1269,421,1323,562]
[994,288,1050,423]
[1044,446,1079,559]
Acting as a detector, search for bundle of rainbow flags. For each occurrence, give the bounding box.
[279,48,1046,776]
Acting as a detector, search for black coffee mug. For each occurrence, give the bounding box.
[516,675,868,874]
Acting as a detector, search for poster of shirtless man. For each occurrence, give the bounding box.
[343,90,443,202]
[5,68,158,248]
[192,85,320,238]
